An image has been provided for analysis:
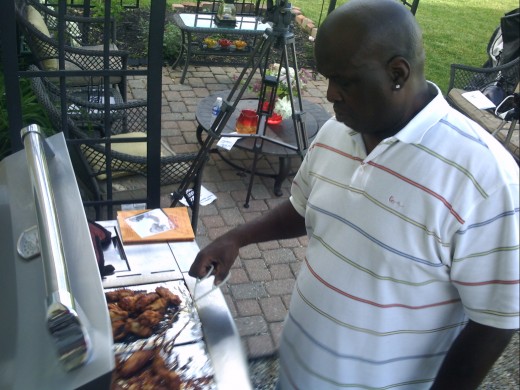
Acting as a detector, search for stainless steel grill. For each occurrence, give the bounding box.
[0,127,251,389]
[0,129,113,389]
[100,219,252,389]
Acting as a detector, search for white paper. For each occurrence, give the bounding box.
[461,90,496,109]
[125,208,176,238]
[216,133,241,150]
[179,185,217,207]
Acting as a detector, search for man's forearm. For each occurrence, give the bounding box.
[229,199,306,248]
[431,320,515,389]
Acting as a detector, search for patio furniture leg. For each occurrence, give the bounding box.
[172,29,186,70]
[244,140,264,208]
[273,156,291,197]
[180,31,193,84]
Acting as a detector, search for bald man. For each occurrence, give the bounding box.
[190,0,519,388]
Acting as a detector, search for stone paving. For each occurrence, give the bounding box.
[128,63,332,359]
[127,63,518,388]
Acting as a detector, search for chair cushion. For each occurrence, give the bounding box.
[26,8,122,86]
[26,5,58,70]
[34,4,83,47]
[66,21,83,48]
[82,132,174,180]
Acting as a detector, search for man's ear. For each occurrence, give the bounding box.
[387,56,410,89]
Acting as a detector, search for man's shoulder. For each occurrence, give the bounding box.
[312,118,363,154]
[316,118,357,141]
[419,107,519,189]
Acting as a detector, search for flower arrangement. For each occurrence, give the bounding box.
[272,96,293,120]
[267,63,310,99]
[245,63,311,119]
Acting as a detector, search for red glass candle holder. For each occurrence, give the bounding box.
[267,112,283,125]
[236,109,258,134]
[261,101,283,126]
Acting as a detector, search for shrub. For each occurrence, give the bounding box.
[133,13,182,64]
[163,22,181,64]
[0,71,54,160]
[91,0,126,23]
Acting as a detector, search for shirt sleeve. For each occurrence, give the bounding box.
[289,119,337,217]
[450,182,520,330]
[289,133,317,217]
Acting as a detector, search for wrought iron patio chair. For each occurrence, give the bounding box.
[28,65,206,229]
[447,8,519,96]
[447,57,520,98]
[446,58,519,163]
[446,9,519,162]
[16,0,129,100]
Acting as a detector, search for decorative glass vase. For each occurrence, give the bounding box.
[217,0,236,21]
[236,109,258,134]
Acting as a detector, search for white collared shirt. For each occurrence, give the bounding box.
[281,82,519,389]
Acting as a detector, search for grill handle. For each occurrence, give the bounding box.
[21,124,91,371]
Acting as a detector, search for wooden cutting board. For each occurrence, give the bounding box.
[117,207,195,244]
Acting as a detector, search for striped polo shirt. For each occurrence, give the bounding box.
[280,83,520,389]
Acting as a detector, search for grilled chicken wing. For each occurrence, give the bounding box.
[155,286,182,306]
[107,286,181,341]
[125,310,163,338]
[134,293,160,313]
[105,288,135,303]
[118,349,155,378]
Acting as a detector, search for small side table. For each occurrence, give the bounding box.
[196,91,331,200]
[172,13,271,84]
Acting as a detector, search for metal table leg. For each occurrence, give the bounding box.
[180,31,193,84]
[504,119,518,146]
[171,29,186,70]
[274,156,291,196]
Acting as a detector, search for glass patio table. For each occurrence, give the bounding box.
[171,13,271,83]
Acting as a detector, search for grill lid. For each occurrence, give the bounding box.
[0,130,114,389]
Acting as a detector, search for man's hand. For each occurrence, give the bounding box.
[189,233,241,285]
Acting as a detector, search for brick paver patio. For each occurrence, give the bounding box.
[137,63,332,358]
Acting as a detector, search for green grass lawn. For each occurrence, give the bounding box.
[288,0,518,92]
[164,0,518,92]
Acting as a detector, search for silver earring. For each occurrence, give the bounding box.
[395,84,401,90]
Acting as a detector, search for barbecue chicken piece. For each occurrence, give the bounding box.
[134,292,160,313]
[106,288,135,303]
[112,320,127,341]
[106,286,182,341]
[117,349,155,378]
[108,303,128,321]
[152,353,182,389]
[114,350,181,390]
[144,297,169,315]
[117,294,141,313]
[155,286,182,306]
[136,309,163,328]
[125,310,163,338]
[108,303,130,341]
